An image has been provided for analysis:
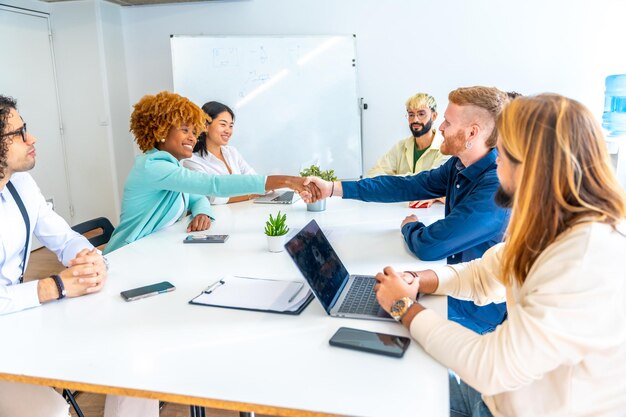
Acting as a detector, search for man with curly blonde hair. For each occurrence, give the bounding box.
[105,91,316,254]
[367,92,448,178]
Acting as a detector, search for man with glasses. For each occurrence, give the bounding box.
[367,92,448,179]
[304,86,510,334]
[0,95,108,416]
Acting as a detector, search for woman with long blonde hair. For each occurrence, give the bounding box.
[374,93,626,417]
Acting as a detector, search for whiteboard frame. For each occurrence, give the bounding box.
[171,34,363,179]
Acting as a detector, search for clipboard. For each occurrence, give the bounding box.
[189,275,314,315]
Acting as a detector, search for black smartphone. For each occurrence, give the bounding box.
[329,327,411,358]
[120,281,175,302]
[183,234,229,243]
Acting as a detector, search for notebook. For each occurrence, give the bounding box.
[254,190,300,204]
[284,220,393,321]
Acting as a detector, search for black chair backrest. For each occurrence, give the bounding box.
[71,217,115,248]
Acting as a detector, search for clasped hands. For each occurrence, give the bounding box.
[60,248,108,297]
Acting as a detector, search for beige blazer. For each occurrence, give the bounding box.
[366,131,448,177]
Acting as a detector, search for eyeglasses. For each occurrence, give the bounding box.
[406,111,429,120]
[0,123,27,143]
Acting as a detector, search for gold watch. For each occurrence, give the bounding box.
[390,296,415,322]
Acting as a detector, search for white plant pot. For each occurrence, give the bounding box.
[306,199,327,212]
[267,235,286,252]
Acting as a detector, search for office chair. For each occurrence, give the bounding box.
[71,216,115,248]
[62,217,115,416]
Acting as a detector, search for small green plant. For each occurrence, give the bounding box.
[299,164,338,181]
[264,211,289,236]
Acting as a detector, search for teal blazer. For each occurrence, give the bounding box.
[105,149,265,253]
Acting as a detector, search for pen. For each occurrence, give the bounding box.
[204,279,225,294]
[288,283,304,303]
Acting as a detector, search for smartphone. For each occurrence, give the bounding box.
[120,281,175,302]
[183,234,229,243]
[329,327,411,358]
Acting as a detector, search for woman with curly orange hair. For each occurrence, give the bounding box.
[104,91,313,254]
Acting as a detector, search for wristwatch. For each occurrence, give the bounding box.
[390,296,414,322]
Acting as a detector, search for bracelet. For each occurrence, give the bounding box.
[50,274,66,300]
[330,181,335,197]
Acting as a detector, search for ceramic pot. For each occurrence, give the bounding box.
[306,199,327,212]
[267,235,286,252]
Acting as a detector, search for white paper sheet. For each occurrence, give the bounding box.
[191,276,311,312]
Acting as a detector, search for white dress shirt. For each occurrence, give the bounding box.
[0,172,92,315]
[183,146,256,205]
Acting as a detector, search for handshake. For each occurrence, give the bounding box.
[283,176,338,203]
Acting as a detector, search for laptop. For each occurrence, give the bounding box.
[253,190,300,204]
[284,220,392,321]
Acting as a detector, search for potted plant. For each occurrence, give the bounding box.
[300,164,338,212]
[264,211,289,252]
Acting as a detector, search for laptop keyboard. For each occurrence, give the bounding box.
[337,276,385,315]
[271,191,294,202]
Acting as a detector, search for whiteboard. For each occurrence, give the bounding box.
[171,35,362,179]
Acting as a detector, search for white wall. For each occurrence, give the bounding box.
[1,0,135,225]
[98,0,135,200]
[1,0,127,225]
[121,0,626,174]
[50,0,119,224]
[0,1,72,225]
[5,0,626,220]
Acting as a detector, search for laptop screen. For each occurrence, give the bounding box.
[284,220,349,312]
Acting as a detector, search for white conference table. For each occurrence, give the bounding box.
[0,197,449,417]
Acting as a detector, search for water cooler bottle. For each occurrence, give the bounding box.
[603,74,626,189]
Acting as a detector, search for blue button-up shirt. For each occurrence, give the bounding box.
[342,149,509,333]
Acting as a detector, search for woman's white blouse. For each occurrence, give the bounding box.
[183,146,256,205]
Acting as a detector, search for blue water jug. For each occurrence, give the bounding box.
[603,74,626,189]
[603,74,626,135]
